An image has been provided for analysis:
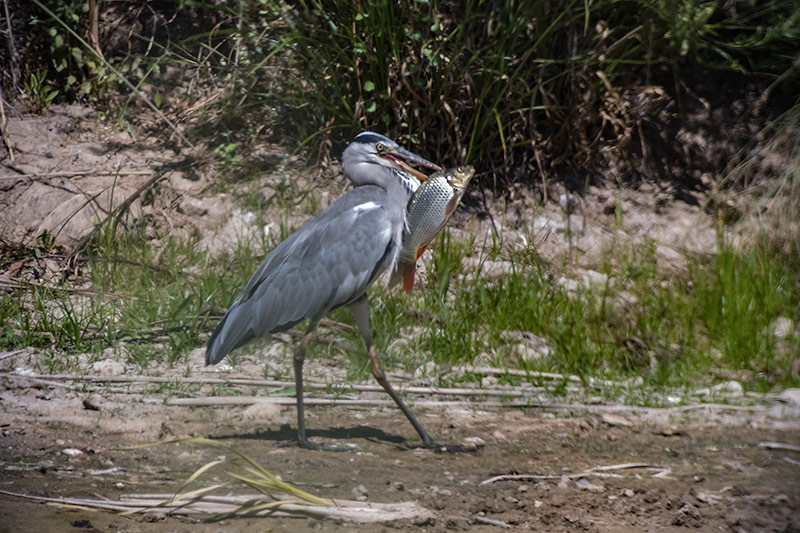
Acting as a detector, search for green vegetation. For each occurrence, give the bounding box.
[3,194,797,392]
[23,69,59,112]
[230,0,798,186]
[414,237,798,391]
[0,225,267,369]
[12,0,797,184]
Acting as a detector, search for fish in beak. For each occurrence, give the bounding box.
[389,165,475,293]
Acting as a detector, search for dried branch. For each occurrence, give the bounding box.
[19,373,771,415]
[23,372,567,397]
[450,365,628,387]
[1,0,19,91]
[157,397,544,408]
[480,463,669,485]
[0,86,13,162]
[0,349,28,362]
[0,169,152,180]
[472,515,511,528]
[30,0,194,149]
[758,442,800,453]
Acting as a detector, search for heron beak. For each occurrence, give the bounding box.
[387,146,442,180]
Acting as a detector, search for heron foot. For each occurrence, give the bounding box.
[297,437,323,450]
[419,434,476,453]
[295,438,358,452]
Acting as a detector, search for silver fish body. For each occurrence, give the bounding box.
[393,166,475,292]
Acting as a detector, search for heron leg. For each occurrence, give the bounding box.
[367,345,437,447]
[293,318,321,450]
[348,296,435,448]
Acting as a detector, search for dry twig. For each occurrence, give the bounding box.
[157,397,543,409]
[0,349,27,362]
[451,365,626,388]
[472,515,511,528]
[24,372,558,397]
[0,88,13,162]
[19,373,771,415]
[480,463,669,485]
[758,442,800,453]
[0,169,152,180]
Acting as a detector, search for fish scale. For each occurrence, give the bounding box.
[392,166,475,293]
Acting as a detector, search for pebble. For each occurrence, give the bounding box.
[462,436,486,450]
[387,481,405,492]
[351,484,368,501]
[89,360,125,377]
[695,380,743,397]
[778,389,800,405]
[771,316,795,339]
[660,426,683,437]
[602,413,633,427]
[575,478,604,493]
[62,448,83,457]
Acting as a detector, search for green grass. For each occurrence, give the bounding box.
[2,206,798,394]
[2,0,797,404]
[2,208,798,392]
[211,0,798,189]
[357,227,799,392]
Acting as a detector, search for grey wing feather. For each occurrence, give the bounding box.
[206,187,396,365]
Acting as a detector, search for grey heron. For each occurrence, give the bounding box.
[206,132,453,450]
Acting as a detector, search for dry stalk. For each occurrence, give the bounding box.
[23,372,572,397]
[452,365,626,388]
[758,442,800,453]
[20,373,773,413]
[158,397,543,408]
[153,396,768,418]
[0,169,152,180]
[0,87,13,162]
[480,462,670,485]
[0,489,433,523]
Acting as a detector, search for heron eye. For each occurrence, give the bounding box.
[375,142,385,152]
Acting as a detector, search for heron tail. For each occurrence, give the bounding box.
[205,301,256,365]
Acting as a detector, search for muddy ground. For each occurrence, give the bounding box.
[1,353,800,532]
[1,106,799,531]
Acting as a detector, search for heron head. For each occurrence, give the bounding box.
[343,132,441,185]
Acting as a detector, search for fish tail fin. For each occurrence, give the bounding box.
[402,263,416,293]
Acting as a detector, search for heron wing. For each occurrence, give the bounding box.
[206,186,398,364]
